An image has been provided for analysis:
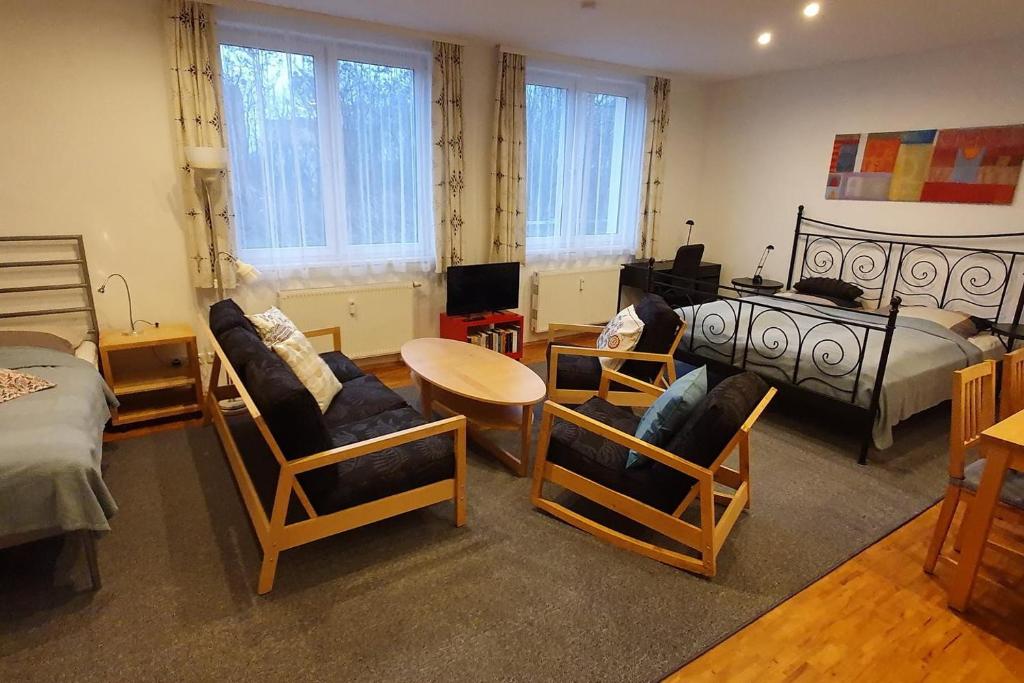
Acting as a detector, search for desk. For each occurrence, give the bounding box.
[619,259,721,308]
[948,409,1024,610]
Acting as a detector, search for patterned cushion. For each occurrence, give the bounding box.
[322,374,408,433]
[310,406,455,514]
[547,397,683,512]
[596,305,644,371]
[321,351,365,383]
[248,307,342,413]
[244,354,332,460]
[0,368,55,404]
[217,326,276,385]
[961,459,1024,510]
[209,299,259,338]
[620,294,682,383]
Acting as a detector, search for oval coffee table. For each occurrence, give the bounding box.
[401,338,546,477]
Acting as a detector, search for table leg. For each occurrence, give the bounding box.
[419,376,433,419]
[947,443,1010,611]
[518,404,533,477]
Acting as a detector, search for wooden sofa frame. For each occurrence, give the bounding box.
[546,321,688,407]
[531,368,776,577]
[205,325,467,594]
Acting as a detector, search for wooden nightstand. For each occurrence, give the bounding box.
[99,324,204,440]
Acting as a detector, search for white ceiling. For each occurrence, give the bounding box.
[256,0,1024,80]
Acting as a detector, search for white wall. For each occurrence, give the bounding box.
[0,0,706,349]
[698,37,1024,286]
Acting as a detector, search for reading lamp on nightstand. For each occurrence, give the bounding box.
[184,146,260,300]
[96,273,154,336]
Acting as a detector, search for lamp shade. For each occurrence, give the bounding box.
[185,146,229,170]
[235,260,261,284]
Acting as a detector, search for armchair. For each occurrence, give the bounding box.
[547,294,686,407]
[531,368,775,576]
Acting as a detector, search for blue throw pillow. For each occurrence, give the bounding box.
[626,366,707,469]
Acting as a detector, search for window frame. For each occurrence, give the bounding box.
[525,63,647,258]
[217,25,434,268]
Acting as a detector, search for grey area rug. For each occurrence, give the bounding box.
[0,363,949,682]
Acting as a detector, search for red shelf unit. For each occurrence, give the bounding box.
[439,310,524,361]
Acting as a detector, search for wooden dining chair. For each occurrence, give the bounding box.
[1000,347,1024,419]
[924,360,998,574]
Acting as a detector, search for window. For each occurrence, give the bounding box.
[219,28,433,268]
[525,66,646,259]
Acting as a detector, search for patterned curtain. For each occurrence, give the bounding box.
[166,0,236,290]
[637,76,671,259]
[489,51,527,265]
[431,41,465,272]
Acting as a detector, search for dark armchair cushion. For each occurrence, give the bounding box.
[322,374,408,433]
[210,299,259,338]
[620,294,681,382]
[244,354,332,462]
[546,397,682,512]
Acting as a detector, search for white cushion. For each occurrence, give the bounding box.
[596,305,645,372]
[898,306,977,338]
[248,307,342,413]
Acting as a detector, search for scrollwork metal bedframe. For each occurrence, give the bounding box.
[632,206,1024,464]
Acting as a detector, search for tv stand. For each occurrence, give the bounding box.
[440,310,524,360]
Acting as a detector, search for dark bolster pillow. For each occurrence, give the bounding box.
[650,372,770,495]
[244,355,333,461]
[794,277,863,304]
[216,325,276,384]
[620,294,681,382]
[210,299,259,338]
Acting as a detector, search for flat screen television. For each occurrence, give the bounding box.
[446,262,520,316]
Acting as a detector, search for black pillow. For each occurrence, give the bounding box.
[649,372,769,496]
[210,299,259,338]
[620,294,682,383]
[794,277,863,305]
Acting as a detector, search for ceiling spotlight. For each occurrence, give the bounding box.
[803,2,821,18]
[757,31,772,46]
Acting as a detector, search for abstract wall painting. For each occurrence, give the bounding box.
[825,124,1024,205]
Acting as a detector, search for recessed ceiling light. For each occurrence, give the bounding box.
[803,2,821,18]
[757,31,772,46]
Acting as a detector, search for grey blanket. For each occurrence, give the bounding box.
[0,347,118,538]
[676,296,982,448]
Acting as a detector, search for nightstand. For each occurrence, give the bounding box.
[99,324,204,440]
[731,277,784,296]
[990,322,1024,351]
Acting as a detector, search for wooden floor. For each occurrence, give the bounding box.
[370,337,1024,681]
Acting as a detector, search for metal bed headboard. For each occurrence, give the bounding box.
[0,235,99,343]
[786,206,1024,326]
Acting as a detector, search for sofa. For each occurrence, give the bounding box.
[206,300,467,594]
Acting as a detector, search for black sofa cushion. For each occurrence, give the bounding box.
[323,374,408,433]
[547,397,682,512]
[244,354,333,461]
[309,406,455,514]
[217,325,276,385]
[321,351,365,383]
[619,294,681,383]
[210,299,259,338]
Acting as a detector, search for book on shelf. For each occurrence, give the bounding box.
[466,325,519,354]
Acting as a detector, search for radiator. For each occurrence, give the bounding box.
[278,283,417,359]
[530,267,620,333]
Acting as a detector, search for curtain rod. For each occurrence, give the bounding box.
[498,44,674,80]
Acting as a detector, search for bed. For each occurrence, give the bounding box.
[629,207,1024,464]
[0,234,117,589]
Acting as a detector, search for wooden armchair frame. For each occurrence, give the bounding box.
[1000,347,1024,419]
[205,325,467,594]
[546,321,687,407]
[531,368,776,576]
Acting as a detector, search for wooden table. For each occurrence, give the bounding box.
[948,408,1024,610]
[401,338,546,477]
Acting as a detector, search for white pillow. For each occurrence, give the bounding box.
[596,305,645,371]
[247,307,342,412]
[898,306,978,338]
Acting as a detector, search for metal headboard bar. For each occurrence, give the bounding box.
[800,215,1024,240]
[0,235,99,343]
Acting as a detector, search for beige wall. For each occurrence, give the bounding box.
[697,37,1024,285]
[1,0,706,347]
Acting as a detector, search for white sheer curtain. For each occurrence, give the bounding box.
[218,26,435,291]
[525,64,646,267]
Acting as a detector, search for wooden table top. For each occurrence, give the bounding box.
[981,409,1024,467]
[99,323,195,350]
[401,338,546,407]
